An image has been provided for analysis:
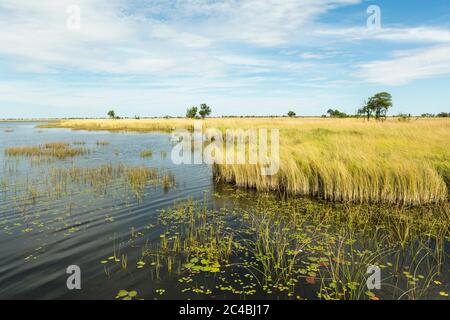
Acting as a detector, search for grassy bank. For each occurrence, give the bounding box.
[39,118,450,204]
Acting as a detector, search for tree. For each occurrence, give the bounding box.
[437,112,449,118]
[287,111,296,118]
[357,103,373,121]
[198,104,212,119]
[186,106,198,119]
[107,110,116,119]
[362,92,393,121]
[327,109,347,118]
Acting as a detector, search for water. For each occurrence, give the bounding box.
[0,122,215,299]
[0,122,448,300]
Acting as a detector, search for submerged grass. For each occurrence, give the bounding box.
[96,140,110,146]
[39,118,450,204]
[121,193,448,300]
[140,149,153,158]
[47,164,174,198]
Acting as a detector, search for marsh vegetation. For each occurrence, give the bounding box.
[41,118,450,204]
[0,120,448,300]
[5,142,88,159]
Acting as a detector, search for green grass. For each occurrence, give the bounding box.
[135,194,449,300]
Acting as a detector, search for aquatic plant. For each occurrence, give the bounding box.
[96,140,110,146]
[39,118,450,204]
[43,163,174,200]
[140,149,153,158]
[115,290,138,300]
[147,194,449,300]
[5,142,88,159]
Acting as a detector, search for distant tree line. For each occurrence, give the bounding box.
[104,95,447,119]
[327,109,348,118]
[421,112,450,118]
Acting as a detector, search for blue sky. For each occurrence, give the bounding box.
[1,0,450,118]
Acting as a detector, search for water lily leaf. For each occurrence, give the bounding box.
[201,259,209,265]
[365,291,375,298]
[128,291,137,297]
[116,290,128,298]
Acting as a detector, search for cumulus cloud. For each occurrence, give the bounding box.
[0,0,363,77]
[357,45,450,85]
[1,0,450,116]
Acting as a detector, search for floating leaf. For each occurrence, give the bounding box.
[128,291,137,297]
[116,290,128,298]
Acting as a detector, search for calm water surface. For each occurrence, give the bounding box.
[0,122,215,299]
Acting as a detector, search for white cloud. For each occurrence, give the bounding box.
[171,0,362,47]
[1,0,450,117]
[0,0,363,78]
[357,45,450,85]
[317,26,450,43]
[300,52,325,59]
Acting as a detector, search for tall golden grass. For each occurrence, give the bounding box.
[38,118,194,132]
[5,142,88,159]
[40,118,450,204]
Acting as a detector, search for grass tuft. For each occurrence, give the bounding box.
[5,142,88,159]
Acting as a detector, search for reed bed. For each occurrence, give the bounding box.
[48,164,175,197]
[214,119,450,205]
[38,119,194,132]
[39,118,450,204]
[5,142,88,159]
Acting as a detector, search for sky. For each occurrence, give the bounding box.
[1,0,450,118]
